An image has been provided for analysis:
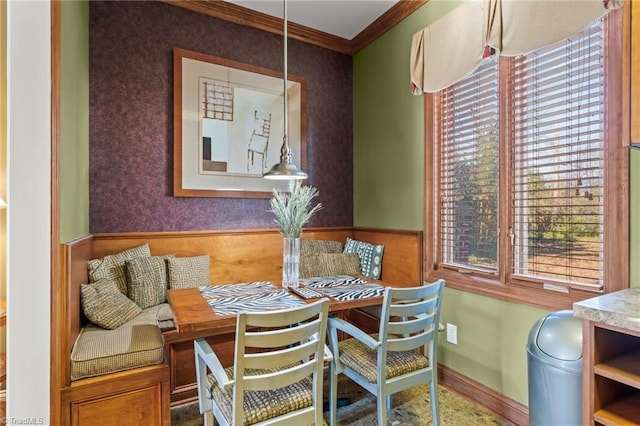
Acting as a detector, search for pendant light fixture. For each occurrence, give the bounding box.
[263,0,308,180]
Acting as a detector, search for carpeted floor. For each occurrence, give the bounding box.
[171,373,507,425]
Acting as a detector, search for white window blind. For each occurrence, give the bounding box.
[438,58,500,273]
[511,22,604,290]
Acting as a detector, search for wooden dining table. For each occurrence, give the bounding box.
[167,275,386,334]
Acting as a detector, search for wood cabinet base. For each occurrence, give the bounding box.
[582,320,640,425]
[60,364,171,426]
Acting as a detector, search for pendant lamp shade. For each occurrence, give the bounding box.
[263,0,307,180]
[263,157,308,180]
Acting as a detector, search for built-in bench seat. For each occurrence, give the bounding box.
[56,228,423,424]
[62,303,173,425]
[70,304,172,382]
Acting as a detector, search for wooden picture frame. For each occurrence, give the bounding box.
[173,48,307,198]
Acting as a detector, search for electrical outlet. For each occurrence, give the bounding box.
[446,323,458,345]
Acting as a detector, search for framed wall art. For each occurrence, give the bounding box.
[173,48,307,198]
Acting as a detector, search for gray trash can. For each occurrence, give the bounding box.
[527,309,583,426]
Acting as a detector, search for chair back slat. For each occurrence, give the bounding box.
[244,298,328,327]
[387,312,435,336]
[243,339,317,370]
[244,359,318,391]
[389,283,441,301]
[389,297,437,318]
[245,318,321,348]
[386,329,434,352]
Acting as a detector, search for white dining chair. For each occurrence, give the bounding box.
[194,298,331,425]
[327,279,445,426]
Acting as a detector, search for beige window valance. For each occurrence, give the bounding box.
[410,0,623,94]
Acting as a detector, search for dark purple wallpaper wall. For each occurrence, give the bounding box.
[89,1,353,232]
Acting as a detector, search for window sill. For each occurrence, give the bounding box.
[427,269,604,312]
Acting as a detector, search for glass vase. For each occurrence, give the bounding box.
[282,237,300,289]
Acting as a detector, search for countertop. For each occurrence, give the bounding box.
[573,288,640,333]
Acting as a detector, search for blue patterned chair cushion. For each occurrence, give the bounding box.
[167,255,210,289]
[343,237,384,279]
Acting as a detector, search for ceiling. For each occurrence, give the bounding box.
[225,0,400,40]
[164,0,427,55]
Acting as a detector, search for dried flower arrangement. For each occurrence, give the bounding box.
[268,181,323,238]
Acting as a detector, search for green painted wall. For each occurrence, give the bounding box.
[60,0,89,243]
[353,1,463,230]
[436,288,547,405]
[352,0,633,406]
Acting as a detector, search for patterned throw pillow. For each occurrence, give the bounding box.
[300,253,362,278]
[87,243,151,295]
[300,240,343,257]
[125,255,174,309]
[300,240,344,278]
[167,255,210,289]
[80,278,142,329]
[343,237,384,279]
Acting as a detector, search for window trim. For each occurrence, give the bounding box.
[423,8,628,311]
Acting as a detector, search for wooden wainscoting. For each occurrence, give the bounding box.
[353,227,423,284]
[91,227,354,285]
[91,227,423,285]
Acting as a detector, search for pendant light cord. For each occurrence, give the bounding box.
[281,0,291,162]
[262,0,307,179]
